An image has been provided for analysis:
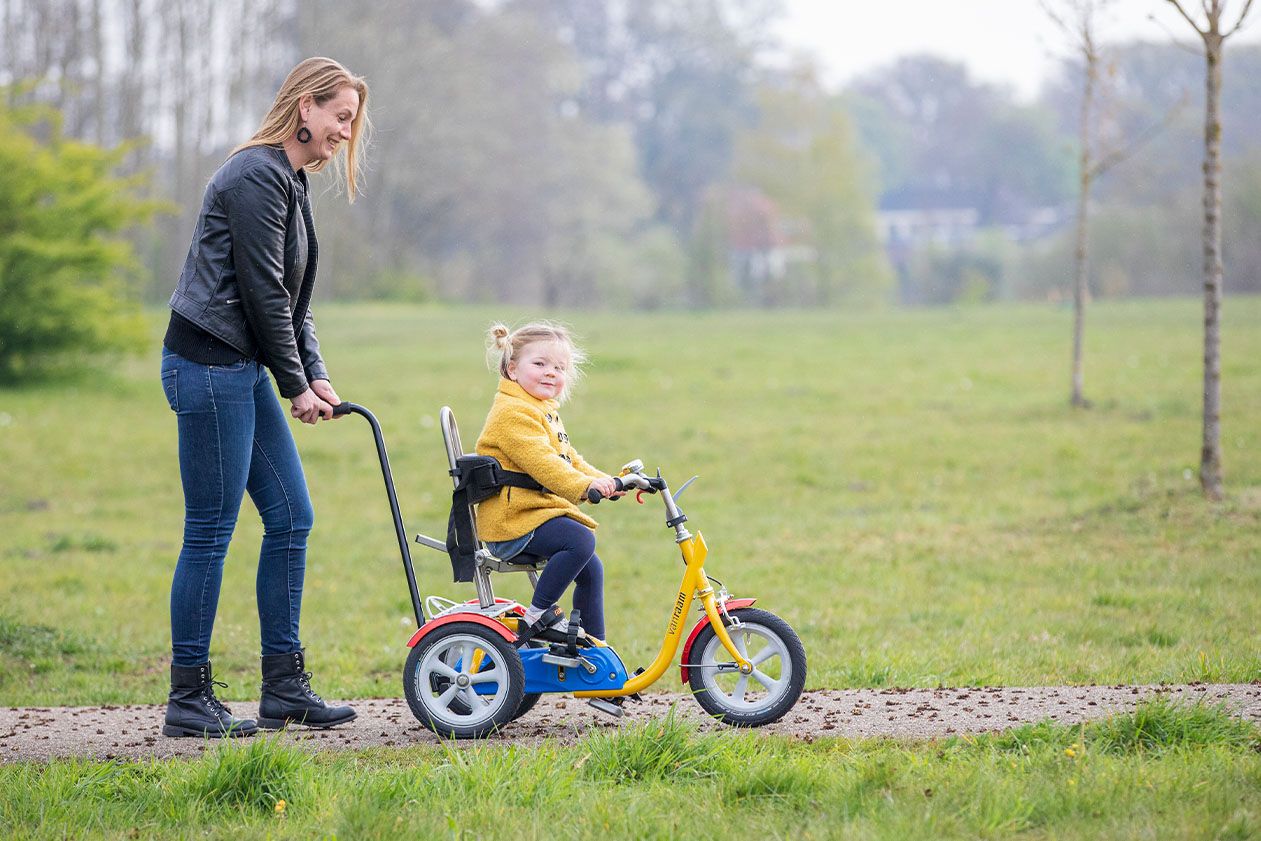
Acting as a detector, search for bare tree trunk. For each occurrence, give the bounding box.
[89,0,105,144]
[1199,33,1225,499]
[1168,0,1253,500]
[1070,39,1095,408]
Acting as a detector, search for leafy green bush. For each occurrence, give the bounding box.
[0,97,164,381]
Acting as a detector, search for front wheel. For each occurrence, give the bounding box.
[687,607,806,727]
[403,622,525,739]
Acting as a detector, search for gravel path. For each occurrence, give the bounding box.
[2,684,1258,763]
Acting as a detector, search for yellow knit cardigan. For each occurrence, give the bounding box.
[473,379,606,541]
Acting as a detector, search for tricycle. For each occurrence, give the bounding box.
[334,402,806,739]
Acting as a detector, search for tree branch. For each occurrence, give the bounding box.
[1224,0,1256,36]
[1167,0,1209,36]
[1039,0,1072,36]
[1145,10,1205,54]
[1089,92,1189,178]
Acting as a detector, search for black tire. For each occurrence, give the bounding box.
[403,622,525,739]
[686,607,806,727]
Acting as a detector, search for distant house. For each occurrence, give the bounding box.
[876,207,980,248]
[875,205,1065,248]
[720,186,814,304]
[876,204,1067,304]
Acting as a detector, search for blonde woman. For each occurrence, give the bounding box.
[159,58,368,737]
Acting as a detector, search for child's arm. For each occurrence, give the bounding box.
[569,450,607,481]
[491,405,598,503]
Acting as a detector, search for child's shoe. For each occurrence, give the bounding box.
[513,605,566,647]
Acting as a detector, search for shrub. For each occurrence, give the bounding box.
[0,96,164,381]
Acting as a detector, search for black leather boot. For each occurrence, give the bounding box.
[257,650,356,729]
[162,662,258,738]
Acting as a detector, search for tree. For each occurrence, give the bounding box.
[733,68,892,306]
[1043,2,1187,408]
[1042,0,1117,408]
[1166,0,1255,500]
[0,99,162,380]
[846,55,1072,225]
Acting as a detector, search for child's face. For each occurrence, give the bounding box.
[507,340,570,401]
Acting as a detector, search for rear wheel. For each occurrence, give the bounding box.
[403,623,525,739]
[687,608,805,727]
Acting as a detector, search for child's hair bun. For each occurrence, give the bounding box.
[488,323,511,350]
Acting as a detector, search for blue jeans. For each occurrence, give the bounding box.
[161,349,313,666]
[525,517,605,640]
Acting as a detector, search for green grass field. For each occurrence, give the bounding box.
[1,298,1259,706]
[2,699,1259,839]
[3,298,1260,839]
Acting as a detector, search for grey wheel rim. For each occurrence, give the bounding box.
[414,633,511,727]
[697,622,792,714]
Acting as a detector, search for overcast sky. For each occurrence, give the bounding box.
[776,0,1261,99]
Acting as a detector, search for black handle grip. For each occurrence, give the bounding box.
[586,476,625,504]
[332,402,353,417]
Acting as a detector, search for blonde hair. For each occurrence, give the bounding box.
[487,321,587,403]
[231,57,371,201]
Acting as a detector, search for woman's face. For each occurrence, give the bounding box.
[301,86,359,162]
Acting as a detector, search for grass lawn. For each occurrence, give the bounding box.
[2,699,1259,839]
[1,297,1259,706]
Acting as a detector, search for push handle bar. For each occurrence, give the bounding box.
[329,401,425,629]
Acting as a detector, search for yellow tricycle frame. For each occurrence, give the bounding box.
[574,529,753,698]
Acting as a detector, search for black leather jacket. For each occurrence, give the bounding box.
[168,144,327,398]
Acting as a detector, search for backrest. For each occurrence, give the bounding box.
[441,407,481,583]
[440,407,544,602]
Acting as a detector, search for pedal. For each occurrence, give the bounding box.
[587,697,625,718]
[542,651,599,674]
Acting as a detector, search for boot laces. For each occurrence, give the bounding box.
[202,679,234,715]
[297,672,324,703]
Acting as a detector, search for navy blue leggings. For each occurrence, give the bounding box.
[524,517,605,639]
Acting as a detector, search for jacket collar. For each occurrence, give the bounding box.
[260,143,310,193]
[497,378,558,412]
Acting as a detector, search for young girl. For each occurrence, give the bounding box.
[474,322,621,641]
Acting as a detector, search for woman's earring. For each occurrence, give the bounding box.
[296,125,312,143]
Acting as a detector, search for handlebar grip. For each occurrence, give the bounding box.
[586,476,625,504]
[332,402,353,417]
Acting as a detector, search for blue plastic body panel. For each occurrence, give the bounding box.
[467,645,629,695]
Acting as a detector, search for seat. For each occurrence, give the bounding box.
[440,407,546,608]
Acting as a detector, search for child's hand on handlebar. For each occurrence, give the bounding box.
[588,476,625,500]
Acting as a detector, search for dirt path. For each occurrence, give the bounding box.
[3,684,1258,763]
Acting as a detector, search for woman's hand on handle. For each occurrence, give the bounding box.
[290,386,334,424]
[309,378,344,420]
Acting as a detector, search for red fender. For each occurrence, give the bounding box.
[406,612,516,648]
[679,598,757,682]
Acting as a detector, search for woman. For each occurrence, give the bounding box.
[159,57,368,737]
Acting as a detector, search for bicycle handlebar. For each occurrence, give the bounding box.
[586,473,662,504]
[586,476,624,504]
